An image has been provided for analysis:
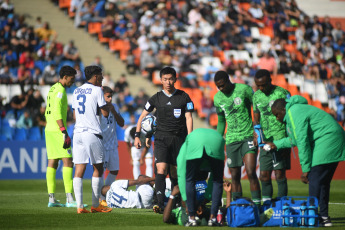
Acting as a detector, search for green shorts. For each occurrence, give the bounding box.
[226,138,257,168]
[259,147,291,171]
[45,131,72,159]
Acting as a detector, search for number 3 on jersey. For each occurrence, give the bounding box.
[77,94,86,114]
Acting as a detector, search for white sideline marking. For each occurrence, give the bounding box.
[329,203,345,205]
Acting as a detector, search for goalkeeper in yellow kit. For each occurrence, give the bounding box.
[45,66,76,207]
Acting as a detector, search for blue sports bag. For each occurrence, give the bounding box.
[226,197,260,227]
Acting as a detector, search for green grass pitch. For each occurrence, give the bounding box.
[1,179,344,229]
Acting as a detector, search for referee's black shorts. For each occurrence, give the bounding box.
[153,131,186,165]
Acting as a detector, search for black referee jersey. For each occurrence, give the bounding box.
[144,89,194,135]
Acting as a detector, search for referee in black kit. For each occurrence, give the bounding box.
[135,66,194,213]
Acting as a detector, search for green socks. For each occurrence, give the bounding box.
[63,167,74,194]
[277,178,288,197]
[261,180,273,202]
[46,167,56,194]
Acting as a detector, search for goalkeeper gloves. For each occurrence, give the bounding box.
[60,127,71,149]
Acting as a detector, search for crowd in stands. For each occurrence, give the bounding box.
[2,0,345,141]
[57,0,345,127]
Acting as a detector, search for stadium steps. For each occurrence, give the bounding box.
[11,0,208,129]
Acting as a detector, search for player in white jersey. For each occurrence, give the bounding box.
[101,175,155,209]
[124,125,153,179]
[99,86,124,205]
[72,65,112,214]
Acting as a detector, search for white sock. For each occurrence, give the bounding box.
[66,193,75,203]
[133,160,140,179]
[145,158,153,177]
[49,193,55,203]
[92,177,102,207]
[73,177,83,209]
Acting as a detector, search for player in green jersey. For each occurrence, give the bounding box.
[253,69,291,203]
[45,66,76,207]
[213,70,261,206]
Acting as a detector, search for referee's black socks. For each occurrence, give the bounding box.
[155,174,166,208]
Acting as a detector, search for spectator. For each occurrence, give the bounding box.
[34,22,57,42]
[200,89,215,125]
[91,55,104,70]
[0,64,15,84]
[16,109,33,129]
[257,52,278,76]
[41,64,59,85]
[114,73,128,94]
[134,88,149,114]
[63,40,80,62]
[140,48,160,81]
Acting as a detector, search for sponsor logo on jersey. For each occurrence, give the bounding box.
[57,92,63,98]
[166,101,171,105]
[234,97,242,105]
[187,102,193,110]
[145,102,151,110]
[174,109,181,118]
[269,100,275,107]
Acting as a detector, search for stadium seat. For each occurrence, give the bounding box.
[311,100,323,109]
[13,128,27,141]
[152,71,162,85]
[1,119,14,140]
[109,39,123,53]
[209,113,218,127]
[88,22,102,35]
[59,0,71,9]
[98,32,110,44]
[300,92,312,104]
[27,126,42,141]
[287,84,300,96]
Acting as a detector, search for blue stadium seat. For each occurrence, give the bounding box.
[0,134,7,141]
[1,119,14,140]
[41,127,46,141]
[27,126,42,141]
[13,128,28,141]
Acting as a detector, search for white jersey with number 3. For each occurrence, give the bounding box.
[72,83,106,135]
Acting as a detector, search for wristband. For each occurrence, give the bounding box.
[169,195,175,200]
[60,127,66,132]
[134,132,141,138]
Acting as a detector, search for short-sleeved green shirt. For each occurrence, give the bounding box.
[253,86,290,142]
[45,82,68,132]
[214,83,254,144]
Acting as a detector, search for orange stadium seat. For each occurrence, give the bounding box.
[239,2,251,12]
[59,0,71,9]
[213,50,225,63]
[109,39,123,52]
[152,71,162,85]
[88,22,102,35]
[259,26,274,38]
[209,113,218,127]
[98,32,110,44]
[287,84,300,96]
[300,92,312,104]
[284,44,297,53]
[311,100,323,109]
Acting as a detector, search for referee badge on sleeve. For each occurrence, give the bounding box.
[145,102,151,110]
[57,92,63,98]
[174,109,181,118]
[187,102,194,110]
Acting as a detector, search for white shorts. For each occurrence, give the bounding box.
[131,146,153,161]
[136,184,154,209]
[104,148,119,171]
[73,132,104,164]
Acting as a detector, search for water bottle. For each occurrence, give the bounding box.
[308,203,317,227]
[299,202,307,227]
[282,203,290,226]
[254,124,265,147]
[217,209,223,225]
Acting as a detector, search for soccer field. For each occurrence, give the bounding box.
[1,179,344,230]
